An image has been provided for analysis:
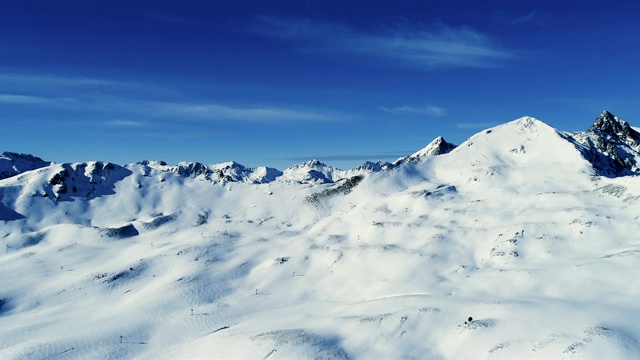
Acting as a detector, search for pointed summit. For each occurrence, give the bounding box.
[587,110,640,142]
[395,136,456,165]
[562,111,640,177]
[421,136,457,157]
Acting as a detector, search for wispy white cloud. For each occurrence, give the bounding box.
[0,90,340,124]
[499,10,551,27]
[253,16,516,69]
[154,102,335,122]
[507,11,537,25]
[0,93,77,105]
[147,130,223,139]
[0,94,49,104]
[381,104,445,117]
[0,73,176,98]
[0,73,118,87]
[0,72,347,124]
[108,120,145,127]
[456,122,495,129]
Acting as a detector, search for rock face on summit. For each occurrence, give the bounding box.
[395,136,457,165]
[563,111,640,177]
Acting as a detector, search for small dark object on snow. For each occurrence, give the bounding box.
[468,316,473,322]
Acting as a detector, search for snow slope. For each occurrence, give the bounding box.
[2,112,640,359]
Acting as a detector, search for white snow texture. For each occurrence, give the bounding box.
[2,111,640,359]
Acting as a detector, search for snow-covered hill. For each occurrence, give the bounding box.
[2,111,640,359]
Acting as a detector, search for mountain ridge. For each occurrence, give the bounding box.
[0,152,51,180]
[2,111,639,187]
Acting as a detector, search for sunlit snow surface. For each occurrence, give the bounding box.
[2,117,640,359]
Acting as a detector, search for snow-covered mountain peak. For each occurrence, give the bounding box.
[0,152,51,180]
[172,161,211,179]
[419,115,596,193]
[493,116,548,134]
[166,160,282,184]
[587,110,640,143]
[395,136,457,165]
[289,159,328,169]
[213,160,243,169]
[563,111,640,177]
[280,159,346,184]
[5,161,132,202]
[412,136,456,157]
[135,160,171,173]
[514,115,540,126]
[136,160,168,166]
[0,152,46,163]
[465,116,557,145]
[209,161,282,184]
[352,161,395,172]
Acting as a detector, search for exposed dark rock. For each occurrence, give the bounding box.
[353,161,396,173]
[564,111,640,177]
[0,298,11,315]
[142,214,174,230]
[306,175,364,205]
[49,171,68,186]
[100,224,139,239]
[395,136,457,165]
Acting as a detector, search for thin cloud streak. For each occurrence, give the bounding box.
[147,130,222,139]
[381,104,445,117]
[0,93,77,105]
[0,94,50,104]
[155,102,336,122]
[0,91,341,124]
[253,16,516,69]
[0,73,177,98]
[108,120,145,127]
[508,11,537,25]
[0,73,119,87]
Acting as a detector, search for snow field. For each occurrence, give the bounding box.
[3,115,640,358]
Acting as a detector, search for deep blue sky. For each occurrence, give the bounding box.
[2,0,640,169]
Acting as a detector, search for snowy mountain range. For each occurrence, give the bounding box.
[0,152,51,180]
[3,111,640,359]
[3,111,638,188]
